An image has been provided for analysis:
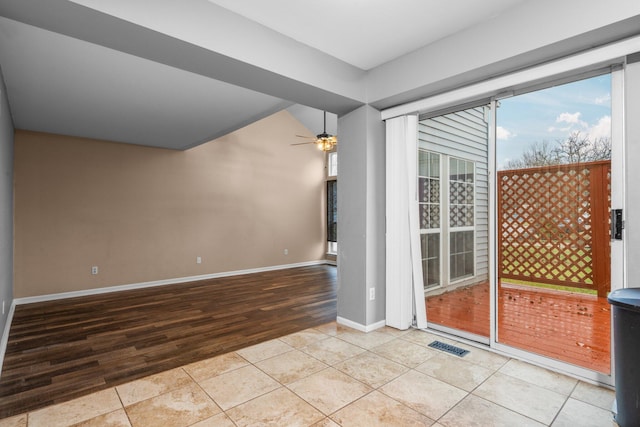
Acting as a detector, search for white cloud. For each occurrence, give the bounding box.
[496,126,513,140]
[550,112,610,141]
[587,116,611,140]
[556,112,580,124]
[556,112,588,128]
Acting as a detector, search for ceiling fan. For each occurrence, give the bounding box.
[291,110,337,152]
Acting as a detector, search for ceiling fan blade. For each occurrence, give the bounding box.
[291,141,316,146]
[296,134,314,138]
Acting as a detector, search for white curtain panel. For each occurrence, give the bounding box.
[385,115,427,329]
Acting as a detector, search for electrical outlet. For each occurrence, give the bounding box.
[284,249,288,255]
[91,266,98,275]
[196,256,202,264]
[369,288,375,301]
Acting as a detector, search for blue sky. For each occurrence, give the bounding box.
[496,74,612,169]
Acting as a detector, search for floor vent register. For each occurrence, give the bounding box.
[428,340,470,357]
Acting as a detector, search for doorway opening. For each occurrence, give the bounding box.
[419,73,614,375]
[495,74,612,374]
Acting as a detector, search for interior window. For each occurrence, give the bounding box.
[327,151,338,177]
[327,151,337,254]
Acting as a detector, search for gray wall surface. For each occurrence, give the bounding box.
[337,106,367,326]
[364,106,386,326]
[337,105,385,328]
[367,0,640,110]
[0,68,14,341]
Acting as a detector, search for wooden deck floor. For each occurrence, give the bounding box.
[0,265,337,419]
[426,281,611,373]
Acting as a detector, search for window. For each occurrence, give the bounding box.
[418,150,477,288]
[449,157,475,280]
[418,150,441,289]
[327,180,337,246]
[327,151,338,177]
[418,103,487,290]
[327,151,337,254]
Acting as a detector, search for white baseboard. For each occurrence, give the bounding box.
[14,260,329,305]
[0,301,16,378]
[337,317,386,332]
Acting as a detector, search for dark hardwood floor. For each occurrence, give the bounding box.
[0,265,337,418]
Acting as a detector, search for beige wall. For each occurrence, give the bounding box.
[13,111,326,298]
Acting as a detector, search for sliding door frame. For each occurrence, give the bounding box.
[490,67,623,386]
[383,36,638,386]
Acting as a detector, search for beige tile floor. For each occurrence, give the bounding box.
[0,322,617,427]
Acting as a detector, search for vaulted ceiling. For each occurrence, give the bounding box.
[0,0,639,149]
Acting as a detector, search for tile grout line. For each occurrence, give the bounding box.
[413,339,566,425]
[465,365,573,425]
[547,380,580,427]
[211,331,340,424]
[273,329,426,424]
[188,369,236,427]
[113,386,134,427]
[431,360,502,424]
[373,367,441,425]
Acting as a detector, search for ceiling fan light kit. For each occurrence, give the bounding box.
[292,110,337,152]
[315,133,337,151]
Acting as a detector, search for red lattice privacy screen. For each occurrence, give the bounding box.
[497,161,611,297]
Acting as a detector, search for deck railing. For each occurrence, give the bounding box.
[497,160,611,297]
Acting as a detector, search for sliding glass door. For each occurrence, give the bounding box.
[416,71,622,378]
[494,73,615,375]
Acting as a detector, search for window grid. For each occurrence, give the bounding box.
[449,158,475,228]
[448,157,475,281]
[419,150,441,290]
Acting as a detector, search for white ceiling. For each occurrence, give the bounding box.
[207,0,527,70]
[0,0,539,149]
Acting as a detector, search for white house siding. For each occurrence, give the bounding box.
[418,106,489,285]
